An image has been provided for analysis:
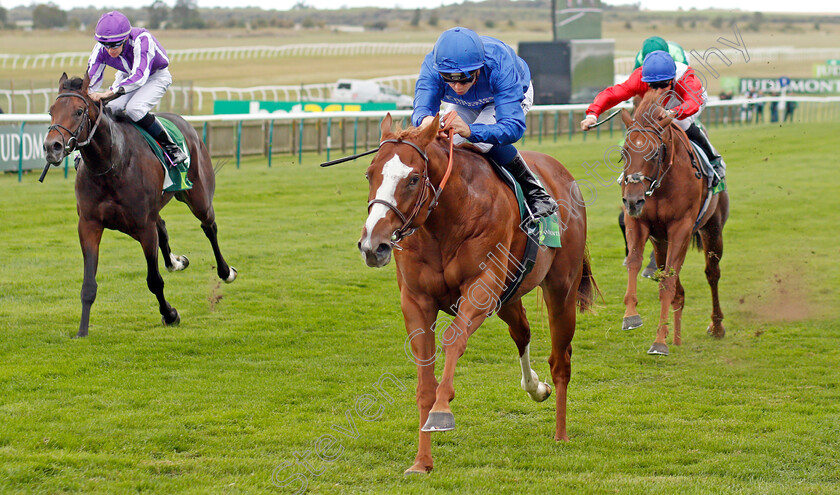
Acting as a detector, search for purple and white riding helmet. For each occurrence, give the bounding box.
[94,11,131,45]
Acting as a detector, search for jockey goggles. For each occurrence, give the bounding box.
[647,79,672,89]
[101,39,126,49]
[439,69,479,84]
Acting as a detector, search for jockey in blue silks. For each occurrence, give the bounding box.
[86,11,187,165]
[412,27,557,219]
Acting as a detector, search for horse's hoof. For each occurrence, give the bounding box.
[72,331,88,339]
[162,309,180,326]
[706,324,725,339]
[622,314,643,330]
[641,266,657,279]
[404,465,432,475]
[224,266,238,284]
[166,254,189,272]
[528,382,552,402]
[421,411,455,432]
[647,342,669,356]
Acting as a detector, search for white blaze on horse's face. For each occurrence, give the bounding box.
[360,153,412,251]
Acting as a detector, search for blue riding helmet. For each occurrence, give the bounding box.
[432,27,485,77]
[641,50,676,82]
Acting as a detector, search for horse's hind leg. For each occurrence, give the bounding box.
[77,219,104,338]
[157,217,189,273]
[541,282,577,442]
[200,216,237,283]
[139,224,179,326]
[498,301,552,403]
[700,222,725,339]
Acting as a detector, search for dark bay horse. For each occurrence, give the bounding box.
[620,90,729,356]
[43,73,237,337]
[358,114,595,474]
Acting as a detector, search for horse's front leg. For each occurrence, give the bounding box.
[157,217,189,273]
[139,224,179,325]
[423,274,498,433]
[649,222,692,356]
[400,292,439,475]
[622,215,649,331]
[77,219,104,338]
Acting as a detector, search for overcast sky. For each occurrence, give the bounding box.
[2,0,835,13]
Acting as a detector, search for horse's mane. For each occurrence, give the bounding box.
[394,125,427,142]
[634,89,662,119]
[62,77,84,91]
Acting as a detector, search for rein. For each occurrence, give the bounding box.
[367,129,455,248]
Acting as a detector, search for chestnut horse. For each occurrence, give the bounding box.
[358,114,595,474]
[620,90,729,356]
[43,73,237,337]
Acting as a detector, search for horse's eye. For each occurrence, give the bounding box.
[76,108,84,116]
[408,175,420,186]
[364,172,370,181]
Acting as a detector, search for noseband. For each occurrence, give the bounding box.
[367,134,454,248]
[48,93,103,155]
[624,126,670,197]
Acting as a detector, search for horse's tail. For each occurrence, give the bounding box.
[691,231,703,251]
[576,249,599,313]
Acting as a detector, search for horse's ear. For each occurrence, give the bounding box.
[59,72,68,90]
[380,113,393,139]
[620,109,633,128]
[419,113,440,145]
[81,70,91,93]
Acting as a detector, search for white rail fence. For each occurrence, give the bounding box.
[4,44,839,114]
[0,42,434,70]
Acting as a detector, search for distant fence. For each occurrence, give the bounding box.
[0,75,420,115]
[614,46,840,74]
[4,96,838,181]
[0,43,434,70]
[5,44,840,112]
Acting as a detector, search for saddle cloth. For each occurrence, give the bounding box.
[490,163,563,249]
[132,117,193,193]
[689,140,726,195]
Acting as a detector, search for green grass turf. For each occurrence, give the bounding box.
[0,121,838,493]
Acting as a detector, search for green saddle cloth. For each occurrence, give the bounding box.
[132,117,193,192]
[504,170,562,248]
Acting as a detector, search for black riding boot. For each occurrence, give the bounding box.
[685,123,724,185]
[137,113,188,166]
[502,153,558,219]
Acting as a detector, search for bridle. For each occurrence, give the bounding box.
[48,93,103,156]
[623,124,672,197]
[367,131,455,249]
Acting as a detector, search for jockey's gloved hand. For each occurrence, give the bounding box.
[580,115,597,131]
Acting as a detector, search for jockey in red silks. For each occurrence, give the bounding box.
[581,50,725,185]
[86,11,187,165]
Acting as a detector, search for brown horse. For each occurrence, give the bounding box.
[357,114,595,474]
[43,72,237,337]
[620,90,729,356]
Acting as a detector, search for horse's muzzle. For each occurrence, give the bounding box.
[623,197,646,218]
[358,239,392,268]
[43,138,67,165]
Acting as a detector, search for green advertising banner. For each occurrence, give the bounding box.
[213,101,398,115]
[0,124,51,172]
[814,64,840,78]
[739,78,840,94]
